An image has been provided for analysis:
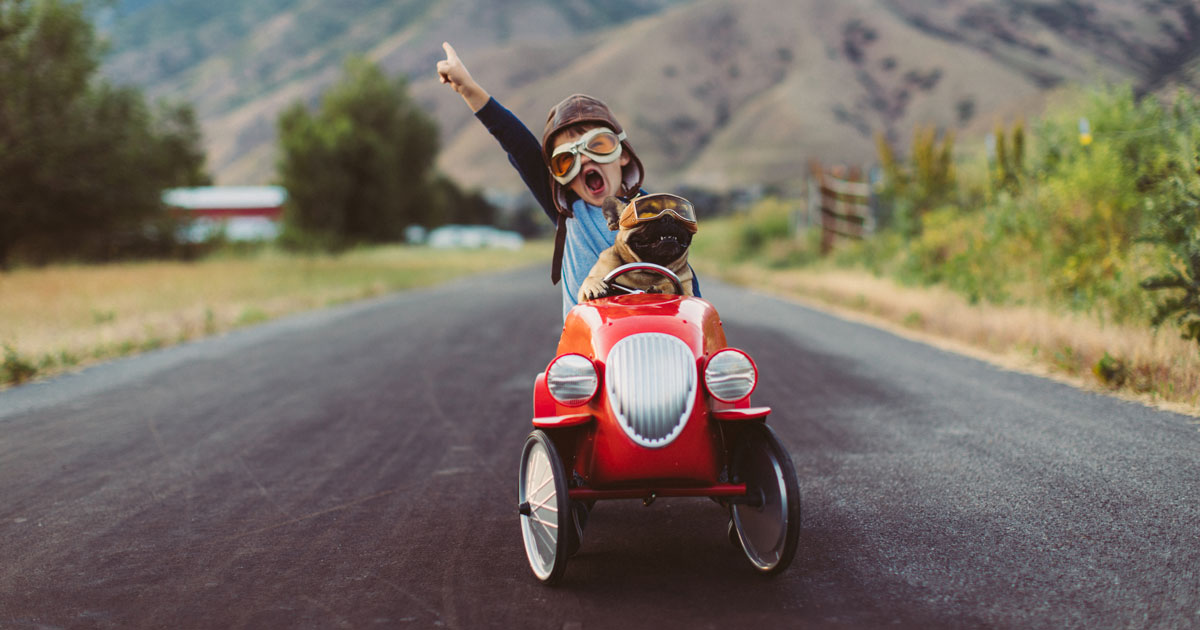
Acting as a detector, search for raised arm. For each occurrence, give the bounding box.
[436,42,491,113]
[437,41,557,221]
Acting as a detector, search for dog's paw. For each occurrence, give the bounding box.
[578,278,612,301]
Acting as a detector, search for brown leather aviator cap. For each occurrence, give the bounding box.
[541,94,644,218]
[542,94,645,285]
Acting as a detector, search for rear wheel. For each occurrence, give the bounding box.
[729,423,800,574]
[518,430,570,584]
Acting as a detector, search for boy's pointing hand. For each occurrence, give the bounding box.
[437,42,490,112]
[436,42,462,85]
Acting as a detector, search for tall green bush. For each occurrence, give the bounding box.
[0,0,211,267]
[991,120,1025,193]
[856,83,1200,325]
[876,125,956,236]
[1140,153,1200,345]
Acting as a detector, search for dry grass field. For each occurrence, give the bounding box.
[0,243,550,386]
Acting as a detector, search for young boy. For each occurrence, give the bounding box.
[436,42,698,318]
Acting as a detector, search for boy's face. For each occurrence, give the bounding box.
[552,126,632,207]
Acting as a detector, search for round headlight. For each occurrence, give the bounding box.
[704,348,757,403]
[546,354,598,406]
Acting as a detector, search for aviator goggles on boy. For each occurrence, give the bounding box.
[549,127,626,184]
[618,193,698,233]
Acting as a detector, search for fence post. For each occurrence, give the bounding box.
[816,162,874,255]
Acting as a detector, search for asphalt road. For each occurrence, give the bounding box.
[2,266,1198,629]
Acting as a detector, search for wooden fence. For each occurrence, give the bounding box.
[808,161,875,255]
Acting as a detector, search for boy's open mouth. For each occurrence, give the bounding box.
[583,168,605,195]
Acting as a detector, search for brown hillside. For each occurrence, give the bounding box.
[103,0,1200,193]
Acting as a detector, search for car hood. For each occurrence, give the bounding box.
[557,295,727,363]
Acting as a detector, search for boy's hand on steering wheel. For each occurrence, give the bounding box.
[437,42,490,112]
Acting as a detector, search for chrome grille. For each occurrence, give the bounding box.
[605,333,697,448]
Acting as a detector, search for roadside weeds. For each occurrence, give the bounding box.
[699,262,1200,419]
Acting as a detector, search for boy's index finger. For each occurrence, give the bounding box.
[442,41,459,63]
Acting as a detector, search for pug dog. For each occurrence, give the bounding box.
[577,195,696,301]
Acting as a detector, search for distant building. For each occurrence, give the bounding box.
[163,186,287,242]
[425,224,524,250]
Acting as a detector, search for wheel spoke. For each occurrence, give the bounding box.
[529,516,557,551]
[528,495,559,513]
[528,451,543,489]
[529,470,554,499]
[528,516,559,530]
[531,535,555,569]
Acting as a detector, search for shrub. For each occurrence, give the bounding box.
[2,345,37,385]
[734,199,795,260]
[876,125,956,236]
[991,120,1025,194]
[1092,351,1129,388]
[1140,157,1200,345]
[859,83,1200,322]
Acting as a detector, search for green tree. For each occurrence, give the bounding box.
[276,56,440,250]
[0,0,210,266]
[149,100,212,188]
[431,175,494,226]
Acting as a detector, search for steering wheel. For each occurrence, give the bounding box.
[602,262,686,296]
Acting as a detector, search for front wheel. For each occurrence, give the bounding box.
[729,423,800,574]
[518,430,570,584]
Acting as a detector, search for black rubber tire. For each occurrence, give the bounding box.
[518,430,571,584]
[566,500,587,558]
[729,422,801,574]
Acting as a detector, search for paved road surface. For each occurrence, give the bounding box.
[2,266,1197,629]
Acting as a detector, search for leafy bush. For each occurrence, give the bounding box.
[1092,351,1129,388]
[701,83,1200,341]
[991,120,1025,194]
[2,345,37,385]
[867,84,1200,324]
[899,206,997,304]
[876,125,956,235]
[735,199,793,260]
[1140,158,1200,345]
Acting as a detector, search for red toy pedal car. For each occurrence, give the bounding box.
[518,262,800,584]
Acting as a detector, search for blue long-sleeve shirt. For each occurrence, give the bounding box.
[474,97,698,317]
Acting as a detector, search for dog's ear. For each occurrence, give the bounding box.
[601,196,624,231]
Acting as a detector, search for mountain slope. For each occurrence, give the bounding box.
[102,0,687,185]
[102,0,1200,192]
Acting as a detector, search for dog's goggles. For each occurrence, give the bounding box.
[549,127,626,184]
[618,193,698,233]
